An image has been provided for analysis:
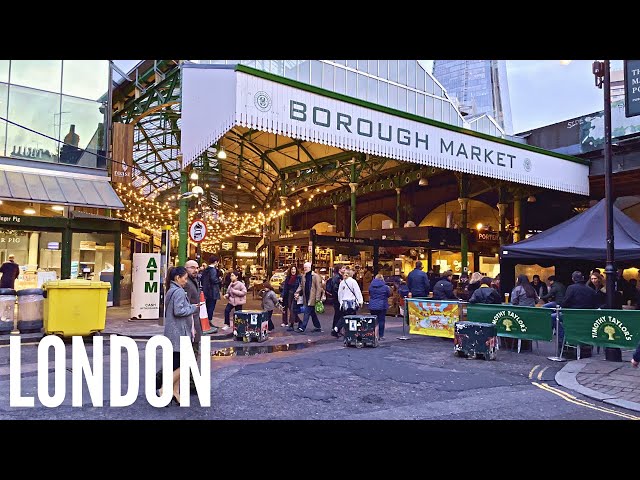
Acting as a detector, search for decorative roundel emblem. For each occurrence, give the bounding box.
[254,91,272,112]
[523,158,532,172]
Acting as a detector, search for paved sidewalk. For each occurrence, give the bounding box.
[555,349,640,412]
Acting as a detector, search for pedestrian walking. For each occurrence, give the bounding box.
[336,268,364,335]
[183,260,204,351]
[261,281,278,332]
[161,266,199,406]
[281,265,302,330]
[294,262,324,333]
[328,265,345,338]
[369,273,391,340]
[0,254,20,289]
[200,255,221,334]
[222,271,247,331]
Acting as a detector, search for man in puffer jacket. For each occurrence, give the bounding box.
[468,277,502,304]
[368,273,392,340]
[432,270,458,300]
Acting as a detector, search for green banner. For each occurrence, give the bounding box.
[466,304,553,341]
[562,308,640,349]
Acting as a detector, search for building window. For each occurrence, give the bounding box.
[62,60,108,101]
[10,60,62,94]
[6,84,61,163]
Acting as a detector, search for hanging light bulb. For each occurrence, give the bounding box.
[190,171,199,181]
[217,147,227,160]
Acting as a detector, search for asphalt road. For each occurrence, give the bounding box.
[0,329,638,421]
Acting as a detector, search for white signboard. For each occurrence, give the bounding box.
[181,66,590,195]
[131,253,161,319]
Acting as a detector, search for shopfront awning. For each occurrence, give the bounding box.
[0,167,124,209]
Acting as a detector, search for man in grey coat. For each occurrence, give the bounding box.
[184,260,205,353]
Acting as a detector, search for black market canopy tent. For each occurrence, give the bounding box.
[500,199,640,263]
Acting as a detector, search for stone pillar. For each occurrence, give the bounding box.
[28,232,39,266]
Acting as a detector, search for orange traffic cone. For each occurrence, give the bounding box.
[199,291,211,333]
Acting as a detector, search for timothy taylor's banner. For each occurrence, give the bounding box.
[181,64,590,195]
[467,304,553,341]
[131,253,161,319]
[561,308,640,349]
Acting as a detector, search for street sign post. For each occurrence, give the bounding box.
[189,220,207,243]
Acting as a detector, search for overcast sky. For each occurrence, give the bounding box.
[115,59,619,135]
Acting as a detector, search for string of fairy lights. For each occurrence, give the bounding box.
[114,181,298,252]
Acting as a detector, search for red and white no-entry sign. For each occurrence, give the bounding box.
[189,220,207,243]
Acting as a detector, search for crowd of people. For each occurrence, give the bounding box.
[160,255,640,405]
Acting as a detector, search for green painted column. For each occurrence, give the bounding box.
[497,186,508,246]
[113,230,121,306]
[333,204,339,232]
[458,175,470,274]
[61,225,72,279]
[280,174,287,233]
[395,187,401,227]
[349,162,357,238]
[178,171,189,265]
[458,197,469,273]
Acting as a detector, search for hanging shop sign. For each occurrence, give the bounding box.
[189,220,207,243]
[625,60,640,118]
[112,123,134,184]
[131,253,161,319]
[181,66,590,195]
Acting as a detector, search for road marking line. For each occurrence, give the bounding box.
[532,382,640,420]
[528,365,539,379]
[536,366,549,381]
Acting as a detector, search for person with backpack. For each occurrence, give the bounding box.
[200,255,221,334]
[369,273,392,341]
[328,265,345,338]
[335,268,364,336]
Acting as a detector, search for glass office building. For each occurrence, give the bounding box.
[0,60,109,168]
[432,60,513,134]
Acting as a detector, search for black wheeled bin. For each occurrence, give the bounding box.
[454,321,497,360]
[343,314,378,348]
[234,310,269,342]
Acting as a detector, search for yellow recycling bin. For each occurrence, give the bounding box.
[43,279,111,337]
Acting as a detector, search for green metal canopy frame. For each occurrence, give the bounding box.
[111,60,415,216]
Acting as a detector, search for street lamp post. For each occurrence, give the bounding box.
[593,59,622,362]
